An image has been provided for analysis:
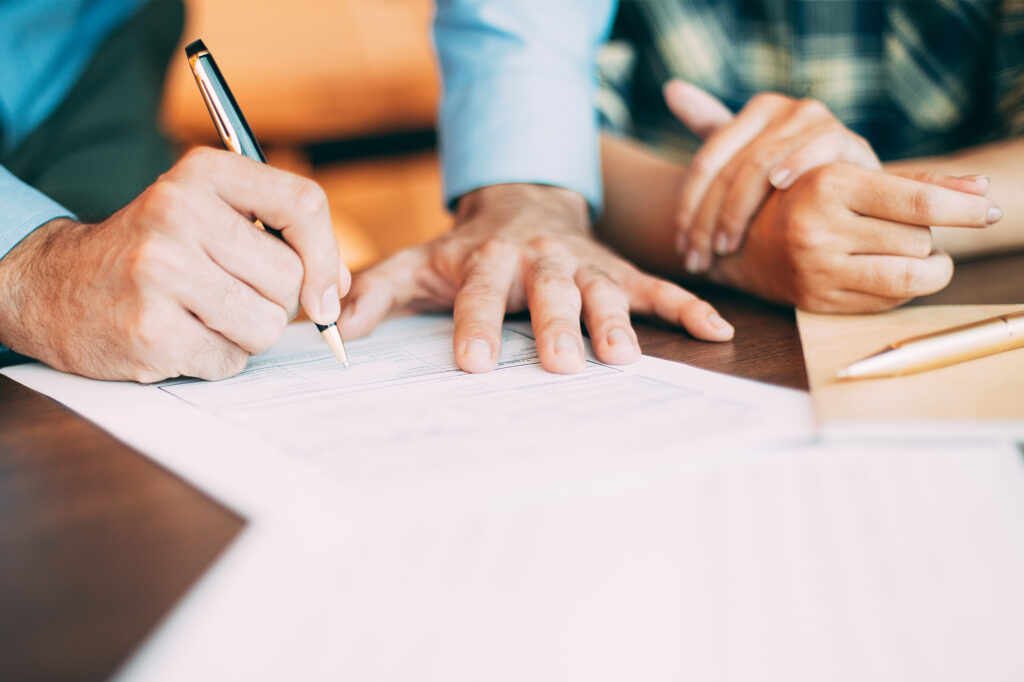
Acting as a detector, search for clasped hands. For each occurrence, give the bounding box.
[663,80,1001,310]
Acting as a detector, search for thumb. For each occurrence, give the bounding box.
[663,79,733,140]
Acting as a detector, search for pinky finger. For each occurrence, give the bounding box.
[769,129,880,190]
[631,276,735,342]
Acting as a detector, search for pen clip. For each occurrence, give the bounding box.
[188,53,242,154]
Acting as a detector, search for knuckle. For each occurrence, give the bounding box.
[273,249,304,303]
[138,180,183,218]
[291,178,329,217]
[128,307,167,354]
[876,260,918,294]
[716,204,748,235]
[911,189,933,222]
[531,265,573,291]
[648,278,687,303]
[476,236,514,260]
[127,238,168,285]
[910,232,934,259]
[784,214,819,249]
[203,347,248,381]
[252,307,288,354]
[177,146,216,175]
[747,148,778,174]
[801,163,842,196]
[577,271,617,299]
[687,225,713,249]
[750,91,786,110]
[897,260,920,292]
[526,236,568,258]
[849,132,871,152]
[220,351,249,380]
[459,282,503,304]
[590,311,628,332]
[796,98,829,118]
[681,298,714,318]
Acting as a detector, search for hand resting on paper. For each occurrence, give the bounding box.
[338,183,734,375]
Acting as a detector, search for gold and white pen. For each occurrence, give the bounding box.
[185,39,349,367]
[837,309,1024,380]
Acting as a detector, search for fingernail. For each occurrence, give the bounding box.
[320,285,341,323]
[769,167,791,189]
[713,232,730,256]
[464,337,492,361]
[675,231,688,255]
[708,313,732,332]
[685,249,701,274]
[554,333,578,356]
[987,206,1003,224]
[607,328,631,347]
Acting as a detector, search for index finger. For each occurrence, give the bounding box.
[452,240,519,373]
[845,167,1002,228]
[182,148,347,325]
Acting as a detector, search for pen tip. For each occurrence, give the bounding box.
[836,368,849,380]
[319,324,349,368]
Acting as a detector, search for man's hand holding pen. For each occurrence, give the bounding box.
[0,148,349,383]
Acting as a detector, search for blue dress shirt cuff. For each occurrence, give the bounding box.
[0,167,74,364]
[439,70,604,217]
[0,165,75,260]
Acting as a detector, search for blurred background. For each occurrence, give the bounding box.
[160,0,452,273]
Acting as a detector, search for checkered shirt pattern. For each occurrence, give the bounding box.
[598,0,1024,161]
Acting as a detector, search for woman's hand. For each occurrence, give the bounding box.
[708,162,1001,311]
[664,81,881,273]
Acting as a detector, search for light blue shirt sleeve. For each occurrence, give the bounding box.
[434,0,618,216]
[0,166,74,365]
[0,165,75,260]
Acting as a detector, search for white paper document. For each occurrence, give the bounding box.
[1,315,812,679]
[5,316,1024,681]
[4,315,813,517]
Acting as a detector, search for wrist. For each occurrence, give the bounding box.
[455,183,590,234]
[0,218,81,356]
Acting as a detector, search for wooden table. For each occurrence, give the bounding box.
[2,252,1022,681]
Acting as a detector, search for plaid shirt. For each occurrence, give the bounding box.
[598,0,1024,161]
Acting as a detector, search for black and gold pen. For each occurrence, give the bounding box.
[185,39,349,367]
